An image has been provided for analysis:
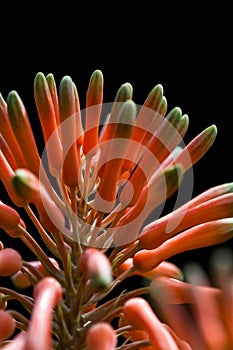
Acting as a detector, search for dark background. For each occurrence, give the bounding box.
[0,5,232,345]
[0,60,232,281]
[0,13,232,344]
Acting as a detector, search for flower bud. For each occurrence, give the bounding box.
[134,218,233,273]
[0,310,16,343]
[78,248,113,291]
[83,69,103,155]
[7,90,40,175]
[0,248,22,277]
[25,277,63,350]
[34,72,63,176]
[12,168,41,204]
[85,322,117,350]
[123,297,179,349]
[11,258,59,289]
[0,201,21,232]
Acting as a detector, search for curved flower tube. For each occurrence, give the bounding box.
[123,297,183,349]
[150,247,233,350]
[0,70,232,350]
[24,277,63,350]
[0,310,16,343]
[85,322,117,350]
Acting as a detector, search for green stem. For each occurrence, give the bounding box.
[82,286,149,323]
[17,225,65,285]
[24,204,59,257]
[0,287,34,313]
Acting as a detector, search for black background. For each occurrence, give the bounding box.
[0,5,232,346]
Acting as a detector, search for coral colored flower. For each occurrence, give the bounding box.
[0,201,21,233]
[0,310,16,343]
[11,257,59,289]
[150,247,233,350]
[24,277,63,350]
[0,248,22,276]
[122,297,187,349]
[0,70,232,350]
[85,322,117,350]
[78,248,113,291]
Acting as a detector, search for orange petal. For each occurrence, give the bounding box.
[99,82,133,144]
[169,124,217,171]
[46,73,60,128]
[7,91,41,176]
[85,322,117,350]
[94,100,136,213]
[0,200,21,232]
[83,70,103,155]
[0,310,16,343]
[78,248,113,291]
[122,84,164,172]
[59,75,80,187]
[139,191,233,250]
[0,248,22,277]
[123,297,179,349]
[25,277,62,350]
[113,164,183,247]
[134,218,233,272]
[0,94,26,167]
[0,149,24,206]
[34,72,63,176]
[0,133,17,170]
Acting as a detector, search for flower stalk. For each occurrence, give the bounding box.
[0,70,232,349]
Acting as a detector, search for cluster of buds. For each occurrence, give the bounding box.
[0,69,232,349]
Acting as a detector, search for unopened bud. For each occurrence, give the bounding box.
[78,248,113,291]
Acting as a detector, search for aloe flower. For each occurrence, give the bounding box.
[0,69,232,349]
[150,247,233,350]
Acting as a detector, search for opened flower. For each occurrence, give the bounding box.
[0,69,232,349]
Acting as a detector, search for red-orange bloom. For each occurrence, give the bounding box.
[0,70,232,350]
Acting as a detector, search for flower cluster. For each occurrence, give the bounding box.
[150,246,233,349]
[0,70,232,349]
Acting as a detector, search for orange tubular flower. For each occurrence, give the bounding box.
[6,91,41,176]
[114,258,183,281]
[12,168,65,234]
[0,94,26,168]
[121,83,164,173]
[0,332,27,350]
[94,100,136,213]
[149,276,221,307]
[99,82,133,144]
[133,218,233,273]
[0,150,25,207]
[118,312,151,350]
[150,247,233,350]
[78,248,113,291]
[58,75,81,188]
[83,70,103,156]
[0,248,22,277]
[0,201,21,233]
[34,72,63,177]
[0,310,16,344]
[139,182,233,250]
[123,297,184,349]
[0,69,232,350]
[24,277,63,350]
[85,322,117,350]
[0,134,18,170]
[11,257,59,289]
